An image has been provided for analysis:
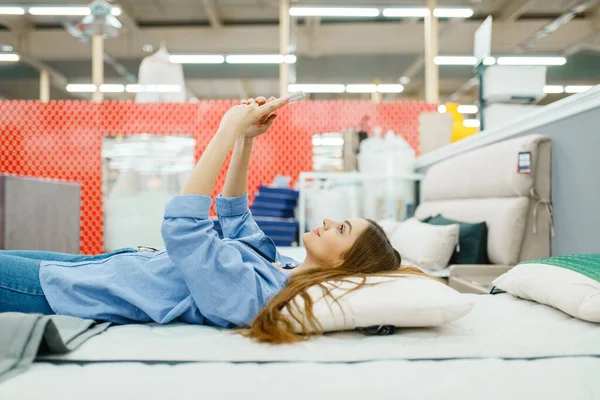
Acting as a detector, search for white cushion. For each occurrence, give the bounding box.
[415,197,529,265]
[377,218,402,237]
[493,260,600,323]
[284,275,474,333]
[389,218,459,271]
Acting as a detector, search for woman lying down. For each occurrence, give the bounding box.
[0,95,435,343]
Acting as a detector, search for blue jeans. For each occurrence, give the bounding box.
[0,248,137,315]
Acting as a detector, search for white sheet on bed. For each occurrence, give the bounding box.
[1,358,599,400]
[39,294,600,363]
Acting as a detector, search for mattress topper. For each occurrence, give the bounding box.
[39,294,600,363]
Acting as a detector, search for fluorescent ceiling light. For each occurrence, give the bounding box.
[483,57,496,65]
[0,7,25,15]
[126,84,182,93]
[434,56,477,65]
[29,6,90,16]
[346,84,377,93]
[225,54,296,64]
[169,54,225,64]
[438,105,447,113]
[288,84,345,93]
[99,84,125,93]
[496,56,567,66]
[382,8,429,17]
[289,7,380,17]
[0,53,20,62]
[565,85,593,93]
[433,8,474,18]
[457,105,478,114]
[463,119,481,128]
[543,85,564,94]
[66,84,96,93]
[377,84,404,93]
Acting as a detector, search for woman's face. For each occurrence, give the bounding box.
[302,218,370,268]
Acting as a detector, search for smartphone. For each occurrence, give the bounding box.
[288,91,306,103]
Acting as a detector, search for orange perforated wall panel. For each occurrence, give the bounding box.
[0,100,435,253]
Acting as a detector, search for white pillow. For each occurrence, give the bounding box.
[284,275,474,333]
[493,256,600,323]
[389,218,459,271]
[377,218,402,237]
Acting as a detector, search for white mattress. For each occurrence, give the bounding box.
[39,294,600,363]
[2,358,600,400]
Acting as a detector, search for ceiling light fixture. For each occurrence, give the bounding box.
[29,6,91,15]
[346,84,378,93]
[457,105,478,114]
[433,8,474,18]
[496,56,567,66]
[463,119,481,128]
[169,54,225,64]
[565,85,593,93]
[289,7,380,17]
[225,54,296,64]
[99,84,125,93]
[0,7,25,15]
[543,85,565,94]
[382,8,429,17]
[66,84,97,92]
[377,84,404,93]
[27,5,121,16]
[0,53,20,62]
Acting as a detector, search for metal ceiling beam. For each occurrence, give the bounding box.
[444,77,478,103]
[0,16,81,99]
[564,4,600,55]
[117,9,143,40]
[63,22,137,83]
[202,0,223,29]
[397,19,461,86]
[517,0,600,52]
[497,0,536,22]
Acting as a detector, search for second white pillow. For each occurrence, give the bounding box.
[390,218,459,271]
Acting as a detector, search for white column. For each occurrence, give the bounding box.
[279,0,291,97]
[40,70,50,103]
[92,35,104,103]
[424,0,439,103]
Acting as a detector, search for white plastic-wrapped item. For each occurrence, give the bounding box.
[358,129,416,220]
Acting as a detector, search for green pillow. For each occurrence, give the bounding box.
[422,214,489,265]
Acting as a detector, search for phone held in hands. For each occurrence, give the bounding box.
[287,91,305,103]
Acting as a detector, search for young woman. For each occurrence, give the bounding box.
[0,96,430,343]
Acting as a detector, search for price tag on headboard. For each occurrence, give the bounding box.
[518,151,532,174]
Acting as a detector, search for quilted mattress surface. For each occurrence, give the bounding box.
[38,294,600,363]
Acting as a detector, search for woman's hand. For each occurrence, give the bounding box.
[240,96,278,139]
[218,95,289,138]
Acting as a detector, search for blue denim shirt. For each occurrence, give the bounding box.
[39,193,299,327]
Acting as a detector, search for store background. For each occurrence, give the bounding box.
[0,100,434,253]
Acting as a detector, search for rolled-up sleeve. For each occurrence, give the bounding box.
[161,194,268,327]
[216,193,265,240]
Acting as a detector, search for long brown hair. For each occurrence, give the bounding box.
[241,219,439,344]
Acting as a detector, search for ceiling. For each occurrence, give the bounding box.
[0,0,599,102]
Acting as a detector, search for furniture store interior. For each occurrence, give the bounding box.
[1,0,599,398]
